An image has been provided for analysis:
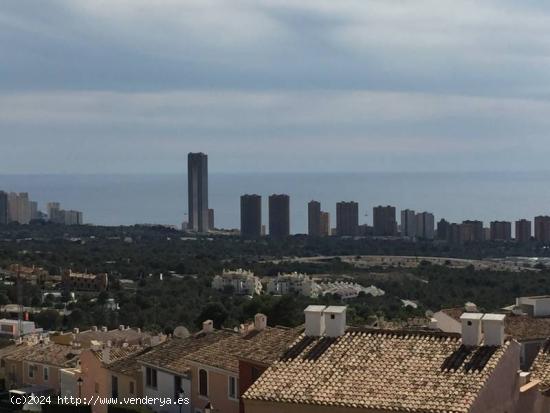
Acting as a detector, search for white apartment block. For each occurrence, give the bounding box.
[211,269,262,295]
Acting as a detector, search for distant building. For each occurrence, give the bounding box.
[47,202,83,225]
[415,212,435,239]
[208,208,215,230]
[0,319,39,338]
[30,201,38,220]
[400,209,416,238]
[336,202,359,236]
[187,152,209,233]
[490,221,512,241]
[373,205,397,236]
[62,270,108,292]
[515,219,532,242]
[267,272,317,296]
[460,220,483,243]
[240,194,262,238]
[534,216,550,243]
[268,194,290,239]
[212,269,262,295]
[320,211,330,237]
[0,191,8,225]
[63,210,83,225]
[437,219,450,240]
[448,222,461,245]
[307,201,321,237]
[7,192,31,224]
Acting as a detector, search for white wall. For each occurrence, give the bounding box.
[142,366,191,413]
[433,311,461,334]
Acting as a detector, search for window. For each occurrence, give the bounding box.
[43,367,49,381]
[129,381,135,395]
[28,364,35,379]
[111,375,118,398]
[174,375,183,399]
[146,367,157,389]
[228,376,237,400]
[198,369,208,397]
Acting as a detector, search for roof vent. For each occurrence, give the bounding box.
[304,305,326,337]
[202,320,214,333]
[254,313,267,331]
[460,313,483,346]
[324,306,347,337]
[482,313,506,346]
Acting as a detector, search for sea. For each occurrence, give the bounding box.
[0,172,548,233]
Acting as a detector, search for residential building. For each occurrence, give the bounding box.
[373,205,397,236]
[47,202,61,223]
[307,201,321,237]
[436,218,450,240]
[62,270,108,292]
[490,221,512,241]
[7,192,31,224]
[460,220,484,243]
[137,324,234,413]
[516,219,532,242]
[0,319,39,338]
[211,269,262,295]
[400,209,416,238]
[243,306,523,413]
[266,272,317,296]
[63,210,83,225]
[50,325,162,349]
[268,194,290,239]
[336,201,358,236]
[415,211,435,239]
[0,191,8,225]
[4,342,80,394]
[208,209,215,230]
[80,345,151,413]
[187,152,209,233]
[186,315,302,413]
[535,216,550,243]
[319,211,330,237]
[448,222,461,245]
[240,194,262,239]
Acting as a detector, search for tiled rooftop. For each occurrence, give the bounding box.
[5,343,80,367]
[186,326,303,372]
[137,330,234,375]
[243,329,510,413]
[530,339,550,391]
[92,345,152,377]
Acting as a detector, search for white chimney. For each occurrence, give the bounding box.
[460,313,484,346]
[324,306,347,337]
[91,326,98,332]
[102,346,111,363]
[73,328,79,334]
[119,325,124,331]
[202,320,214,333]
[464,302,478,312]
[254,313,267,331]
[482,313,506,346]
[304,305,326,336]
[101,326,108,332]
[519,371,531,386]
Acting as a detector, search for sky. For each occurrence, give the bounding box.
[1,0,550,174]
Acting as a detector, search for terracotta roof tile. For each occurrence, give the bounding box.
[186,326,303,372]
[5,343,80,367]
[137,330,234,375]
[531,339,550,391]
[242,329,510,413]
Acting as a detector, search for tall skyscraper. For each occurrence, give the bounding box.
[187,152,208,232]
[400,209,416,238]
[373,205,397,236]
[534,216,550,243]
[241,194,262,238]
[416,212,435,239]
[308,201,321,237]
[208,209,215,230]
[269,194,290,239]
[336,201,359,236]
[0,191,7,225]
[320,211,330,237]
[515,219,532,243]
[490,221,512,241]
[7,192,31,224]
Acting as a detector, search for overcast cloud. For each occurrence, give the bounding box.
[1,0,550,173]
